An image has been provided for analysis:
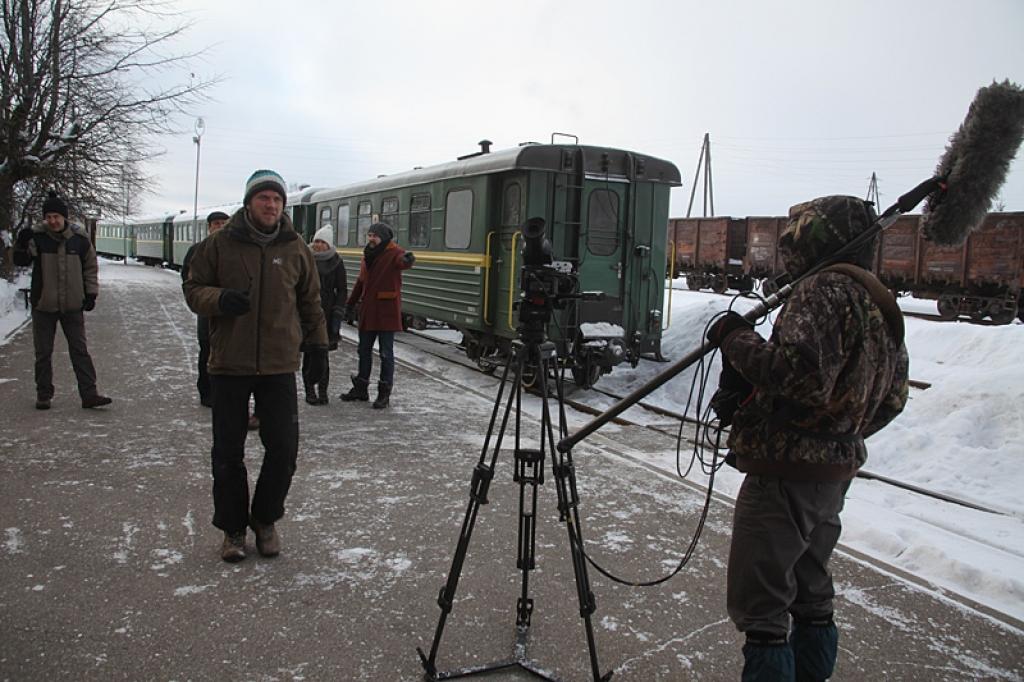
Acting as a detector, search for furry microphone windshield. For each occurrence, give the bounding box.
[922,80,1024,246]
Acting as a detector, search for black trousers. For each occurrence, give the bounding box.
[196,316,211,403]
[32,309,98,400]
[301,350,330,393]
[209,373,298,534]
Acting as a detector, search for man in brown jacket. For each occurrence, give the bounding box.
[339,222,414,409]
[184,170,328,562]
[13,191,111,410]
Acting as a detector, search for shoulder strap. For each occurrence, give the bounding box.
[821,263,904,344]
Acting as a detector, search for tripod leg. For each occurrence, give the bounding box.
[419,352,521,679]
[538,352,613,682]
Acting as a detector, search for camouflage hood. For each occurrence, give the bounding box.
[779,195,878,278]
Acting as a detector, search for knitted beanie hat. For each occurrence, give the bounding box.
[367,222,394,242]
[313,225,335,249]
[42,191,69,220]
[243,170,287,206]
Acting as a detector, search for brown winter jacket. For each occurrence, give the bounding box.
[722,270,909,481]
[183,209,327,375]
[13,223,98,313]
[347,241,413,332]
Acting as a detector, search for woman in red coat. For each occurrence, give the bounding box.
[340,223,414,408]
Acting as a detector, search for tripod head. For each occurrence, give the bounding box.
[516,217,586,346]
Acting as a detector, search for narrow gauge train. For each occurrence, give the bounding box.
[667,212,1024,324]
[94,187,320,267]
[300,141,681,387]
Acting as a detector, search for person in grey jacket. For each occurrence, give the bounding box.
[13,191,111,410]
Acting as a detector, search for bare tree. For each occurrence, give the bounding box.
[0,0,218,230]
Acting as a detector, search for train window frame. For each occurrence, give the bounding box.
[381,196,399,235]
[501,182,521,227]
[586,188,620,256]
[320,205,333,231]
[357,200,373,245]
[336,203,350,246]
[409,193,431,248]
[445,188,473,250]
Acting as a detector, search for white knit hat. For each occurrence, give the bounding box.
[313,225,335,249]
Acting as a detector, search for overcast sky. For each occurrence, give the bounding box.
[140,0,1024,220]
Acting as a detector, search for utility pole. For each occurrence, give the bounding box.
[865,172,881,208]
[685,133,715,218]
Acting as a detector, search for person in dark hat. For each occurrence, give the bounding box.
[181,209,232,407]
[184,170,328,563]
[706,195,909,681]
[339,222,415,409]
[13,191,111,410]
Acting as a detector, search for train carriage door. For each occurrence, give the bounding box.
[494,176,525,335]
[577,180,627,322]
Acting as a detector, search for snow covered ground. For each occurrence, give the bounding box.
[2,261,1022,626]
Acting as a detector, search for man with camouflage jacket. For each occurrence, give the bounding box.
[706,195,909,682]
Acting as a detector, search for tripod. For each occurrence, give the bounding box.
[417,336,612,682]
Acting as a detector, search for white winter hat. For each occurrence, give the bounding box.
[313,225,335,249]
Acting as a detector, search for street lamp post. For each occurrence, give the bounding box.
[192,117,205,243]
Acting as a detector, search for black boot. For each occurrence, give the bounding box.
[316,380,329,405]
[304,383,318,405]
[372,381,392,409]
[340,376,370,402]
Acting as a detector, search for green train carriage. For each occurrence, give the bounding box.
[303,142,681,386]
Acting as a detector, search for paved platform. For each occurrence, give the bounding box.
[1,264,1021,680]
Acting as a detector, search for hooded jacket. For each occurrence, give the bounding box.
[721,196,909,481]
[14,223,98,313]
[347,241,412,332]
[183,209,327,375]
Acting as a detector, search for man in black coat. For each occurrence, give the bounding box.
[181,210,230,407]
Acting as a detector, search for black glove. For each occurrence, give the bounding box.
[344,304,357,325]
[403,251,416,266]
[306,348,328,384]
[83,294,96,312]
[218,288,251,316]
[706,311,751,347]
[710,355,754,427]
[15,228,32,250]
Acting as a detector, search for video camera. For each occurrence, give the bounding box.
[517,217,580,342]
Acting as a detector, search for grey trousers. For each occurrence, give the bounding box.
[32,309,98,400]
[727,474,851,639]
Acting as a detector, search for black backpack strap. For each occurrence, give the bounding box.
[821,263,904,345]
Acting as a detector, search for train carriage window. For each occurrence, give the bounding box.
[336,203,350,246]
[445,189,473,249]
[587,189,620,256]
[357,201,373,245]
[382,197,399,235]
[502,183,521,226]
[320,206,332,230]
[409,194,430,247]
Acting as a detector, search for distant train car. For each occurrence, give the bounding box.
[668,211,1024,323]
[308,141,681,386]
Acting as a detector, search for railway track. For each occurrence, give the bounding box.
[381,327,1001,517]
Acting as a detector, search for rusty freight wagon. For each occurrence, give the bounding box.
[667,216,752,293]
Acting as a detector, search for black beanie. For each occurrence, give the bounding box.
[367,222,394,242]
[42,191,69,220]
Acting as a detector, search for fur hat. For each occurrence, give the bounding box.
[779,195,878,278]
[42,191,69,220]
[367,222,394,242]
[206,210,230,223]
[243,169,287,206]
[313,225,335,249]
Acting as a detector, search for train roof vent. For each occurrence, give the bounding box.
[457,139,493,160]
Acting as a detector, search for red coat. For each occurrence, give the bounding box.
[347,242,412,331]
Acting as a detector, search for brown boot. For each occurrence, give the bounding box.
[221,531,247,562]
[250,517,280,557]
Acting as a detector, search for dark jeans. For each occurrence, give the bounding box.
[209,373,299,534]
[196,316,210,402]
[727,475,851,639]
[356,330,395,385]
[31,309,98,400]
[301,350,331,392]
